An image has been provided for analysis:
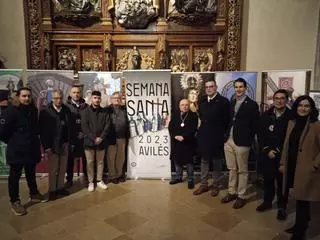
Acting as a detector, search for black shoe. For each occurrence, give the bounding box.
[256,202,272,212]
[112,179,120,184]
[169,179,182,185]
[119,176,126,182]
[11,201,27,216]
[30,192,48,203]
[57,189,70,196]
[277,208,287,221]
[285,225,296,234]
[188,181,195,189]
[233,197,246,209]
[290,232,306,240]
[221,194,238,204]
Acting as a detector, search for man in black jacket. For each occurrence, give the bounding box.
[39,89,73,200]
[81,91,111,192]
[0,88,46,216]
[193,80,230,197]
[222,78,260,209]
[107,92,128,184]
[257,89,291,220]
[65,86,88,186]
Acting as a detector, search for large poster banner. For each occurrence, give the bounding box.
[0,69,23,176]
[215,71,258,101]
[78,71,122,106]
[262,70,311,111]
[124,70,171,179]
[27,70,74,173]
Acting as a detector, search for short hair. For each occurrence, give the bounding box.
[233,78,247,88]
[112,91,121,96]
[205,80,217,85]
[53,89,63,97]
[91,91,101,97]
[273,89,289,99]
[71,85,81,90]
[179,98,190,104]
[16,87,31,96]
[291,95,319,122]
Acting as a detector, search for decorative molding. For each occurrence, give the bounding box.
[225,0,242,71]
[52,15,101,28]
[24,0,42,69]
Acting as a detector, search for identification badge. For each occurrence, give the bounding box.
[268,125,274,132]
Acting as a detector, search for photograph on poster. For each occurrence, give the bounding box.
[309,91,320,120]
[215,71,258,101]
[79,71,122,107]
[27,70,74,110]
[171,72,213,113]
[262,70,311,110]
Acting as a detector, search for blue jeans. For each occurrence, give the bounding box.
[174,160,194,182]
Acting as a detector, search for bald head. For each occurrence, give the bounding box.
[179,99,190,113]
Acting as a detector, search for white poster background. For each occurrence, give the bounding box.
[124,70,171,179]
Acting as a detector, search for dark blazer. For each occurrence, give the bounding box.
[39,103,73,155]
[81,105,111,150]
[227,96,260,147]
[0,102,41,165]
[258,107,291,175]
[107,105,129,145]
[197,93,230,158]
[65,97,88,156]
[169,110,198,165]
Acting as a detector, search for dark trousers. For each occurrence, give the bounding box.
[293,200,310,238]
[263,171,288,209]
[66,153,87,182]
[173,159,194,182]
[8,163,39,202]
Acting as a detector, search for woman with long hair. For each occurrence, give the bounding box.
[280,95,320,240]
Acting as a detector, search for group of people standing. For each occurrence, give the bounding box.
[169,78,320,240]
[0,86,128,216]
[1,77,319,240]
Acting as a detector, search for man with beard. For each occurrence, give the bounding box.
[82,91,111,192]
[65,86,88,187]
[0,88,47,216]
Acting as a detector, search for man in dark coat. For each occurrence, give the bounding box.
[81,91,111,192]
[256,89,291,220]
[222,78,260,209]
[65,86,88,186]
[193,80,230,196]
[169,99,198,189]
[0,88,46,216]
[39,89,73,200]
[107,92,129,184]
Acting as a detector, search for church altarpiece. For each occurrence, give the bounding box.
[23,0,243,73]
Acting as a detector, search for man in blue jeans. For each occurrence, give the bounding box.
[168,99,198,189]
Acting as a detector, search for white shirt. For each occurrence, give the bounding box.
[207,93,217,102]
[53,104,62,113]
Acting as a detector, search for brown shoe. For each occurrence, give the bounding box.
[193,185,209,195]
[221,193,237,203]
[210,186,220,197]
[233,198,246,209]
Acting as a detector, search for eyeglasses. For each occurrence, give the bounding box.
[205,86,215,89]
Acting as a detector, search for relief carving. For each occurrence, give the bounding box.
[43,34,52,69]
[104,34,112,71]
[57,47,77,70]
[167,0,218,25]
[81,48,103,71]
[108,0,159,29]
[158,35,168,69]
[216,36,225,71]
[170,48,188,72]
[193,48,214,72]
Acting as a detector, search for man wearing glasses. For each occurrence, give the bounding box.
[256,89,291,220]
[39,90,73,200]
[193,80,230,197]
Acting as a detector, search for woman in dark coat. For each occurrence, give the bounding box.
[280,95,320,240]
[169,99,198,189]
[0,88,46,216]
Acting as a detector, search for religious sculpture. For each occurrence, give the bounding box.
[180,73,203,112]
[170,48,188,72]
[58,48,77,70]
[193,48,214,72]
[131,46,142,70]
[216,36,225,71]
[158,35,168,69]
[167,0,218,25]
[104,34,112,71]
[108,0,159,29]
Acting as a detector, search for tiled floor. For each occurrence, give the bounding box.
[0,177,320,240]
